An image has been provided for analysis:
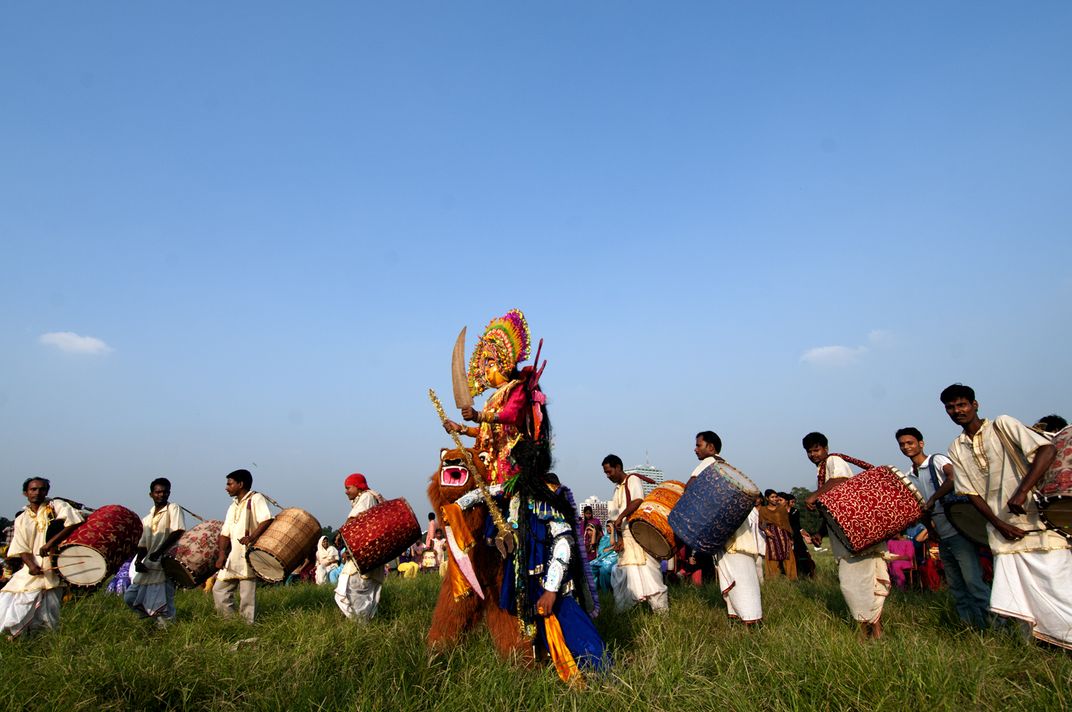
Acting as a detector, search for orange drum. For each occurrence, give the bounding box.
[629,481,686,559]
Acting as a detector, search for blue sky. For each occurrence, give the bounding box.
[2,3,1070,526]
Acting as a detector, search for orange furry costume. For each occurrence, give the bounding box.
[425,447,530,662]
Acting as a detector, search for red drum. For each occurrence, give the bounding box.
[162,519,224,588]
[817,466,924,554]
[629,480,686,559]
[339,498,421,574]
[55,505,143,587]
[1038,426,1072,539]
[247,508,322,583]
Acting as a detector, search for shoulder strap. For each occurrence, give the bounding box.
[817,453,873,487]
[992,419,1030,479]
[624,475,634,506]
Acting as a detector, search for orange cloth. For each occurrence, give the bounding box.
[544,614,582,685]
[440,503,476,600]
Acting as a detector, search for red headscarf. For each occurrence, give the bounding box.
[344,473,368,490]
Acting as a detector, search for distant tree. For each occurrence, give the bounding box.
[790,486,824,533]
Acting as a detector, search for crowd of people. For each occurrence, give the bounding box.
[1,305,1070,684]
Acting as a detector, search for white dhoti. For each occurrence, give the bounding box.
[0,589,62,638]
[716,552,762,622]
[334,571,383,622]
[990,549,1072,649]
[124,580,176,619]
[611,557,668,613]
[838,555,890,623]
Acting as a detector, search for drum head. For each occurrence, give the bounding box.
[716,462,760,497]
[1040,498,1072,535]
[161,555,199,588]
[945,502,989,547]
[56,545,108,586]
[630,520,673,560]
[247,549,286,582]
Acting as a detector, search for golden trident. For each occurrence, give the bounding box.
[428,388,516,554]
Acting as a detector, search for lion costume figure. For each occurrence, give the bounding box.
[426,447,530,660]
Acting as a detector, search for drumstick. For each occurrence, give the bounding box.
[179,506,206,522]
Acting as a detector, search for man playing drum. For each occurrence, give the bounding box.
[895,427,990,629]
[0,477,84,638]
[213,469,273,624]
[604,454,668,614]
[941,383,1072,648]
[335,473,386,622]
[125,477,186,627]
[690,431,763,626]
[803,432,891,640]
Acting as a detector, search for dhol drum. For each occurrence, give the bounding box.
[339,498,421,574]
[942,497,989,547]
[1037,425,1072,539]
[628,480,686,559]
[817,465,924,554]
[161,519,224,588]
[668,459,759,554]
[55,504,143,587]
[246,508,322,583]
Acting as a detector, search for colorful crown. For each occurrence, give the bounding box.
[468,309,532,395]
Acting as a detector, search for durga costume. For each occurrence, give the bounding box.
[0,499,84,637]
[454,479,606,683]
[125,502,185,621]
[948,415,1072,648]
[818,456,890,624]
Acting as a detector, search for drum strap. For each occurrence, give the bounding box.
[992,421,1030,480]
[817,453,873,487]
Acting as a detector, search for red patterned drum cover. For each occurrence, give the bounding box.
[629,480,686,560]
[1038,426,1072,538]
[339,498,421,574]
[162,519,224,588]
[55,505,143,587]
[247,508,322,583]
[817,466,924,554]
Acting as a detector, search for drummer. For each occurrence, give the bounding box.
[802,432,891,640]
[603,455,668,614]
[941,383,1072,648]
[895,427,990,629]
[125,478,186,627]
[334,473,386,622]
[0,477,85,638]
[691,431,763,626]
[213,469,273,624]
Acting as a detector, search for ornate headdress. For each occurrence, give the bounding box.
[468,309,532,395]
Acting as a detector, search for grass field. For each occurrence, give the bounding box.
[1,552,1069,711]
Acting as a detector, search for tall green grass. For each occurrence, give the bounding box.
[1,552,1068,711]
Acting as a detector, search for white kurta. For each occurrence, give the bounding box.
[948,415,1072,646]
[217,492,272,581]
[336,489,385,621]
[610,475,668,612]
[132,503,186,586]
[821,456,890,623]
[1,499,85,637]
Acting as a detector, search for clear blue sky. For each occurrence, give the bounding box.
[2,3,1070,526]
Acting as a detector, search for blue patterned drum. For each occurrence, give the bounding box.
[668,459,759,554]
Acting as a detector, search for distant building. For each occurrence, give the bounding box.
[627,462,665,497]
[581,496,609,526]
